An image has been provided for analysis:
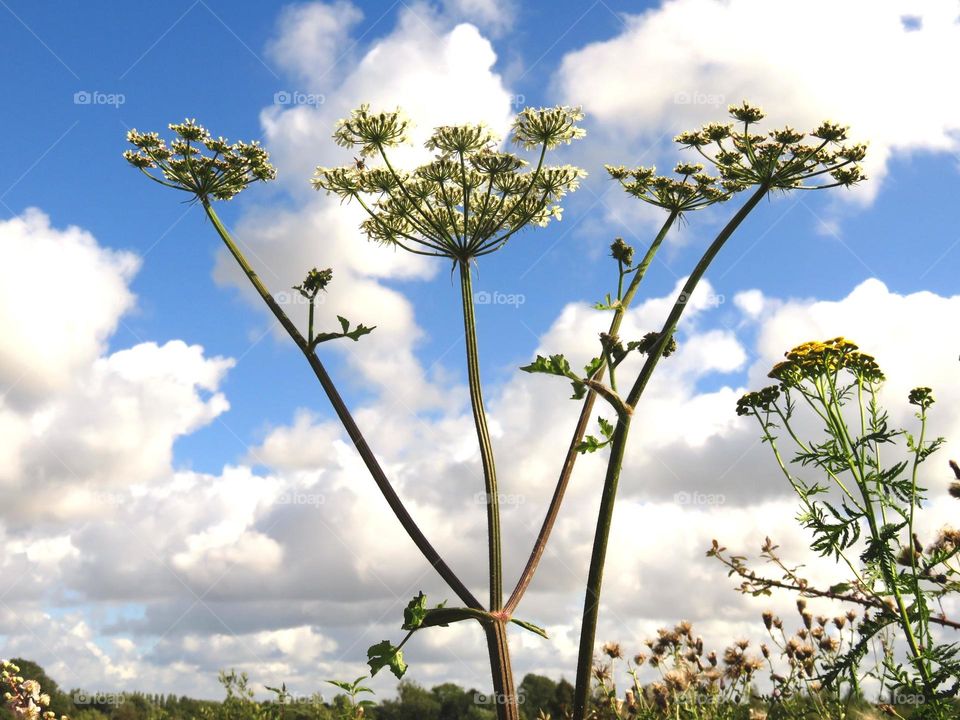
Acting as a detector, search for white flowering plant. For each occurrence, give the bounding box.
[125,101,866,720]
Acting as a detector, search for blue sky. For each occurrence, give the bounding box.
[2,0,957,476]
[2,0,960,702]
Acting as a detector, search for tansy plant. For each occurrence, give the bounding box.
[125,101,864,720]
[731,339,959,719]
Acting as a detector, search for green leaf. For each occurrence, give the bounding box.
[583,356,603,379]
[575,434,607,454]
[312,317,377,346]
[367,640,406,679]
[510,618,549,639]
[574,417,615,454]
[345,323,375,341]
[593,293,620,311]
[597,416,614,439]
[402,592,428,631]
[828,582,852,594]
[570,379,587,400]
[520,354,588,400]
[520,353,572,377]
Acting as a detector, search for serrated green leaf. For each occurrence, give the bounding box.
[520,353,572,377]
[312,317,376,347]
[584,356,603,379]
[575,435,607,454]
[345,323,375,341]
[367,640,406,679]
[402,592,428,631]
[570,379,586,400]
[597,416,614,439]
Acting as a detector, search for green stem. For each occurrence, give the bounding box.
[504,212,678,616]
[572,186,768,720]
[458,260,503,610]
[483,620,519,720]
[819,379,931,690]
[201,201,481,610]
[572,413,631,720]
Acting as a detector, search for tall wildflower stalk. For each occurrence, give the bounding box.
[515,102,867,718]
[126,106,586,720]
[312,104,586,720]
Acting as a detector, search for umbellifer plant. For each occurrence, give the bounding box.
[124,101,865,720]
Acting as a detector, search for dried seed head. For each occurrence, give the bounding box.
[602,642,623,660]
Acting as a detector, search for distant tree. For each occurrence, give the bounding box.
[375,682,440,720]
[552,679,574,719]
[518,675,555,720]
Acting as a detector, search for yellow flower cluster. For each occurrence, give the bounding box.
[767,337,884,386]
[737,338,886,416]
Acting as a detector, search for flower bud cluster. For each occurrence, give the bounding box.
[674,101,867,191]
[313,106,586,261]
[124,119,276,201]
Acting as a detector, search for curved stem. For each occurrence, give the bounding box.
[459,260,503,610]
[572,186,769,719]
[504,211,678,615]
[202,201,481,610]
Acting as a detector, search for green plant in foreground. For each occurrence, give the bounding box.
[735,338,960,719]
[324,677,374,719]
[124,101,865,720]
